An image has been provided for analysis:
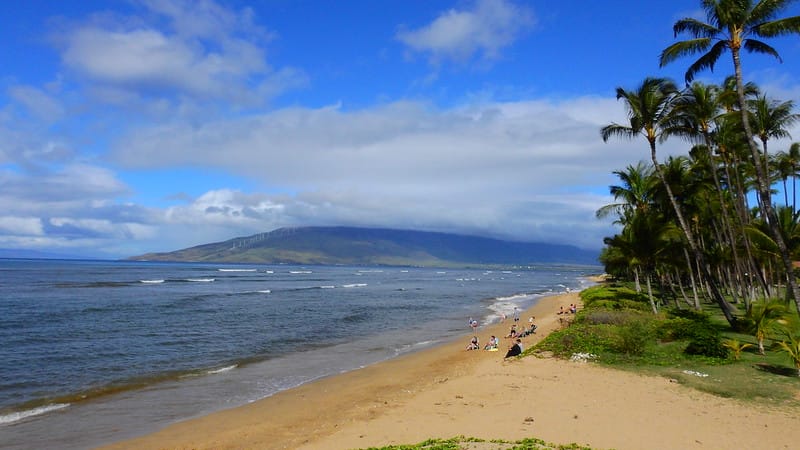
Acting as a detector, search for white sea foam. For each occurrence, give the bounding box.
[320,285,335,289]
[0,403,69,425]
[186,278,215,282]
[218,269,257,272]
[496,293,532,302]
[265,270,274,274]
[140,279,164,284]
[289,270,312,274]
[207,364,237,375]
[342,283,367,288]
[257,290,271,294]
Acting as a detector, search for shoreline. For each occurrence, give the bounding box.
[99,289,583,450]
[99,283,800,450]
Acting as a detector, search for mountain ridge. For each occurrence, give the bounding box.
[128,226,599,267]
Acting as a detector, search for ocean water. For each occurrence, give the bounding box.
[0,259,599,449]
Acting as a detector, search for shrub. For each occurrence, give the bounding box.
[657,317,701,341]
[684,327,729,358]
[533,324,615,357]
[616,319,653,356]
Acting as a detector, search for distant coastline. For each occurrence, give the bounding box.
[128,226,600,267]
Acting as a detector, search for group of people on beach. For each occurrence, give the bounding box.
[558,304,577,315]
[465,311,536,358]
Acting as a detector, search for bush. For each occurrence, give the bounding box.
[616,319,653,356]
[657,317,701,341]
[533,324,615,357]
[684,327,729,358]
[659,308,729,358]
[581,285,651,309]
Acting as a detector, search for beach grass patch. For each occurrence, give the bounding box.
[526,283,800,406]
[359,435,599,450]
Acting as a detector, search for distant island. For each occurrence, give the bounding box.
[128,226,599,267]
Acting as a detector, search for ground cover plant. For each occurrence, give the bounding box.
[360,435,598,450]
[530,284,800,406]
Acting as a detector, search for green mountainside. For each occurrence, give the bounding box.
[128,226,599,267]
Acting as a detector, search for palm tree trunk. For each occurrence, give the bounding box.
[646,272,658,314]
[732,49,800,317]
[649,140,738,325]
[683,247,700,309]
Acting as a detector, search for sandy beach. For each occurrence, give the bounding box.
[101,289,800,450]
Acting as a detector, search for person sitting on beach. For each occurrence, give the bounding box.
[558,306,565,315]
[507,325,517,338]
[504,339,522,358]
[484,335,498,350]
[466,335,479,350]
[569,304,577,314]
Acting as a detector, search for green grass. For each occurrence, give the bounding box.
[358,436,598,450]
[530,284,800,407]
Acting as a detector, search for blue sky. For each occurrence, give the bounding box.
[2,0,800,258]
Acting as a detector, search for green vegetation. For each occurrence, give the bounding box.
[359,435,597,450]
[530,285,799,405]
[593,1,800,404]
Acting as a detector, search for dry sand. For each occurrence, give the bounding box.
[101,290,800,450]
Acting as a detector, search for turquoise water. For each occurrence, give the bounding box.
[0,259,599,449]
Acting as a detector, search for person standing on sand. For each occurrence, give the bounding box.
[513,307,520,322]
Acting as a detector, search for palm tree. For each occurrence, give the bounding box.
[673,82,756,301]
[603,211,679,313]
[749,95,799,203]
[747,299,787,354]
[601,77,739,325]
[596,162,656,223]
[774,142,800,212]
[660,0,800,315]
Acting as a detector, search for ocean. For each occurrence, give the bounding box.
[0,259,599,449]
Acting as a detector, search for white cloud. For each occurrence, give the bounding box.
[396,0,535,65]
[57,0,303,107]
[0,217,44,236]
[103,95,641,252]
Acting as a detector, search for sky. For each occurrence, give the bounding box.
[2,0,800,259]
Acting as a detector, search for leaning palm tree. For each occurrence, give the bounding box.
[601,77,739,325]
[660,0,800,314]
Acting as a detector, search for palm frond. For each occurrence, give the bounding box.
[660,38,712,68]
[745,224,781,256]
[755,15,800,36]
[673,17,719,38]
[684,41,727,83]
[742,39,783,61]
[601,124,638,142]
